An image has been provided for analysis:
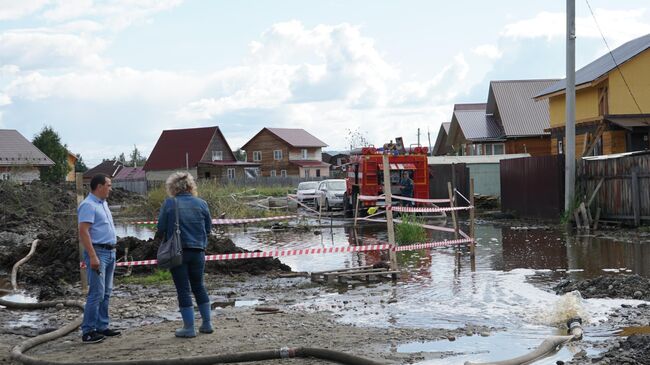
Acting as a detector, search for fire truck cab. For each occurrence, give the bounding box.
[344,145,430,214]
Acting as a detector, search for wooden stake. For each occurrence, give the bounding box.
[469,178,475,257]
[587,177,604,207]
[75,172,88,292]
[593,207,601,230]
[353,194,360,227]
[382,154,398,271]
[447,182,459,239]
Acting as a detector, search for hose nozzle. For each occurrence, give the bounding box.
[567,317,583,340]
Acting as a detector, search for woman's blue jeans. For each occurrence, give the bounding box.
[81,247,116,335]
[170,250,209,308]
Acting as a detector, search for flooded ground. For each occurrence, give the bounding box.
[107,218,649,364]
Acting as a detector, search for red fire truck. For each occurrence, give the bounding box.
[344,146,430,214]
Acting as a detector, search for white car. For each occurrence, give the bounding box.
[316,179,347,210]
[296,181,319,205]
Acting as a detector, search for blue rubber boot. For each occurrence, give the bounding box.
[175,306,196,338]
[198,302,213,334]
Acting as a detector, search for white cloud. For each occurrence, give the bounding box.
[473,44,503,60]
[0,0,49,20]
[502,8,650,47]
[0,30,108,70]
[0,94,10,106]
[42,0,184,31]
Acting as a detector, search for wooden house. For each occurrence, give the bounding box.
[446,79,558,156]
[0,129,54,182]
[144,126,259,182]
[432,122,452,156]
[83,160,124,184]
[535,33,650,156]
[241,128,330,178]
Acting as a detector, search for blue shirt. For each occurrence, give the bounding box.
[78,193,117,245]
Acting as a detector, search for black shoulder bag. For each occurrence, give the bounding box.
[157,197,183,269]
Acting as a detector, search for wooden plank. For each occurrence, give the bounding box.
[574,211,582,230]
[75,172,88,292]
[447,182,459,239]
[587,177,604,207]
[632,170,640,227]
[311,265,374,275]
[593,207,601,230]
[382,154,398,271]
[579,202,590,230]
[469,178,475,258]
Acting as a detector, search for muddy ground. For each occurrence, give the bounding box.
[2,182,650,364]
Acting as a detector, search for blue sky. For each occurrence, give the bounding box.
[1,0,649,166]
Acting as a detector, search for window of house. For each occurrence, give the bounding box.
[558,139,564,154]
[280,170,287,177]
[476,145,484,155]
[301,149,308,159]
[316,169,321,177]
[244,167,259,179]
[204,172,211,179]
[304,169,310,178]
[485,144,494,155]
[253,151,262,161]
[212,150,223,161]
[270,170,276,177]
[227,168,235,179]
[273,150,282,160]
[0,173,10,180]
[493,143,505,155]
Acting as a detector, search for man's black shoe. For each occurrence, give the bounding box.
[99,328,121,337]
[82,331,105,344]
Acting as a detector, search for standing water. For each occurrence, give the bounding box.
[115,221,649,363]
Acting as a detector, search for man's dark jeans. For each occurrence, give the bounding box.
[170,250,209,308]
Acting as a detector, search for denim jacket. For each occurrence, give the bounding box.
[157,193,212,250]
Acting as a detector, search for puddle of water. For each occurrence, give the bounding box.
[398,331,599,365]
[0,292,38,304]
[234,299,260,307]
[115,223,156,240]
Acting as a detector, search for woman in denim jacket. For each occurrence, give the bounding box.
[157,171,213,337]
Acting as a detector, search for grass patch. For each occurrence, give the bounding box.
[395,214,427,245]
[119,269,173,285]
[123,181,295,219]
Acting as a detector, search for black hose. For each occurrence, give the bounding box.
[0,298,385,365]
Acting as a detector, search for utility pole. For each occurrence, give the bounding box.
[565,0,576,212]
[417,128,421,146]
[427,128,432,156]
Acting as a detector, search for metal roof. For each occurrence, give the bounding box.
[453,106,505,141]
[536,33,650,98]
[266,128,328,148]
[442,122,450,133]
[144,126,236,171]
[0,129,55,167]
[487,79,559,136]
[432,123,451,156]
[84,160,124,179]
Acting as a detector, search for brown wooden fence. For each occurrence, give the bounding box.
[577,152,650,225]
[500,155,565,219]
[428,164,469,200]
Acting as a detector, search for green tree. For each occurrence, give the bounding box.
[117,152,127,165]
[75,153,88,173]
[128,145,147,167]
[233,148,247,162]
[32,126,70,182]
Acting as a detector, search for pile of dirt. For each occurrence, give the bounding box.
[117,235,290,275]
[554,275,650,301]
[107,187,145,206]
[570,334,650,365]
[0,181,76,235]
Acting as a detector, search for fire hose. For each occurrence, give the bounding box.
[464,318,584,365]
[2,240,385,365]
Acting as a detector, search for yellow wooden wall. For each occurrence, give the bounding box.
[608,48,650,114]
[550,130,626,157]
[549,88,599,128]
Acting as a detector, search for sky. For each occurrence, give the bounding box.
[1,0,650,167]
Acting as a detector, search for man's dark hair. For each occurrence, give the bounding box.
[90,174,109,191]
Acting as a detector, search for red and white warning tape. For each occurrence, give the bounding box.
[389,205,473,213]
[357,194,451,204]
[83,237,474,267]
[131,215,297,226]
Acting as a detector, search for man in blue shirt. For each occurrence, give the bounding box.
[400,171,414,206]
[78,174,120,344]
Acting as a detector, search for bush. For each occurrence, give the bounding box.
[124,181,294,219]
[395,214,427,245]
[120,269,172,285]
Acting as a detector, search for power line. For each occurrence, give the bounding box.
[585,0,648,125]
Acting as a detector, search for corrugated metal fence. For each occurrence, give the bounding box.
[113,178,147,195]
[577,152,650,224]
[428,164,469,200]
[500,155,565,219]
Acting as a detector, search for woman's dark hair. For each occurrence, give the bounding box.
[90,173,109,191]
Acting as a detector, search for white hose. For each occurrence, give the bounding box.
[11,239,40,291]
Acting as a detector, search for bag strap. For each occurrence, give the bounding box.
[173,197,180,235]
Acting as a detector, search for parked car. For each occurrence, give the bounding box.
[316,179,347,210]
[296,181,319,205]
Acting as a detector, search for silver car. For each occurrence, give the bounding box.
[316,179,347,210]
[296,181,318,205]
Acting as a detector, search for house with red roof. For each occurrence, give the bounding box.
[241,128,330,178]
[144,126,260,182]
